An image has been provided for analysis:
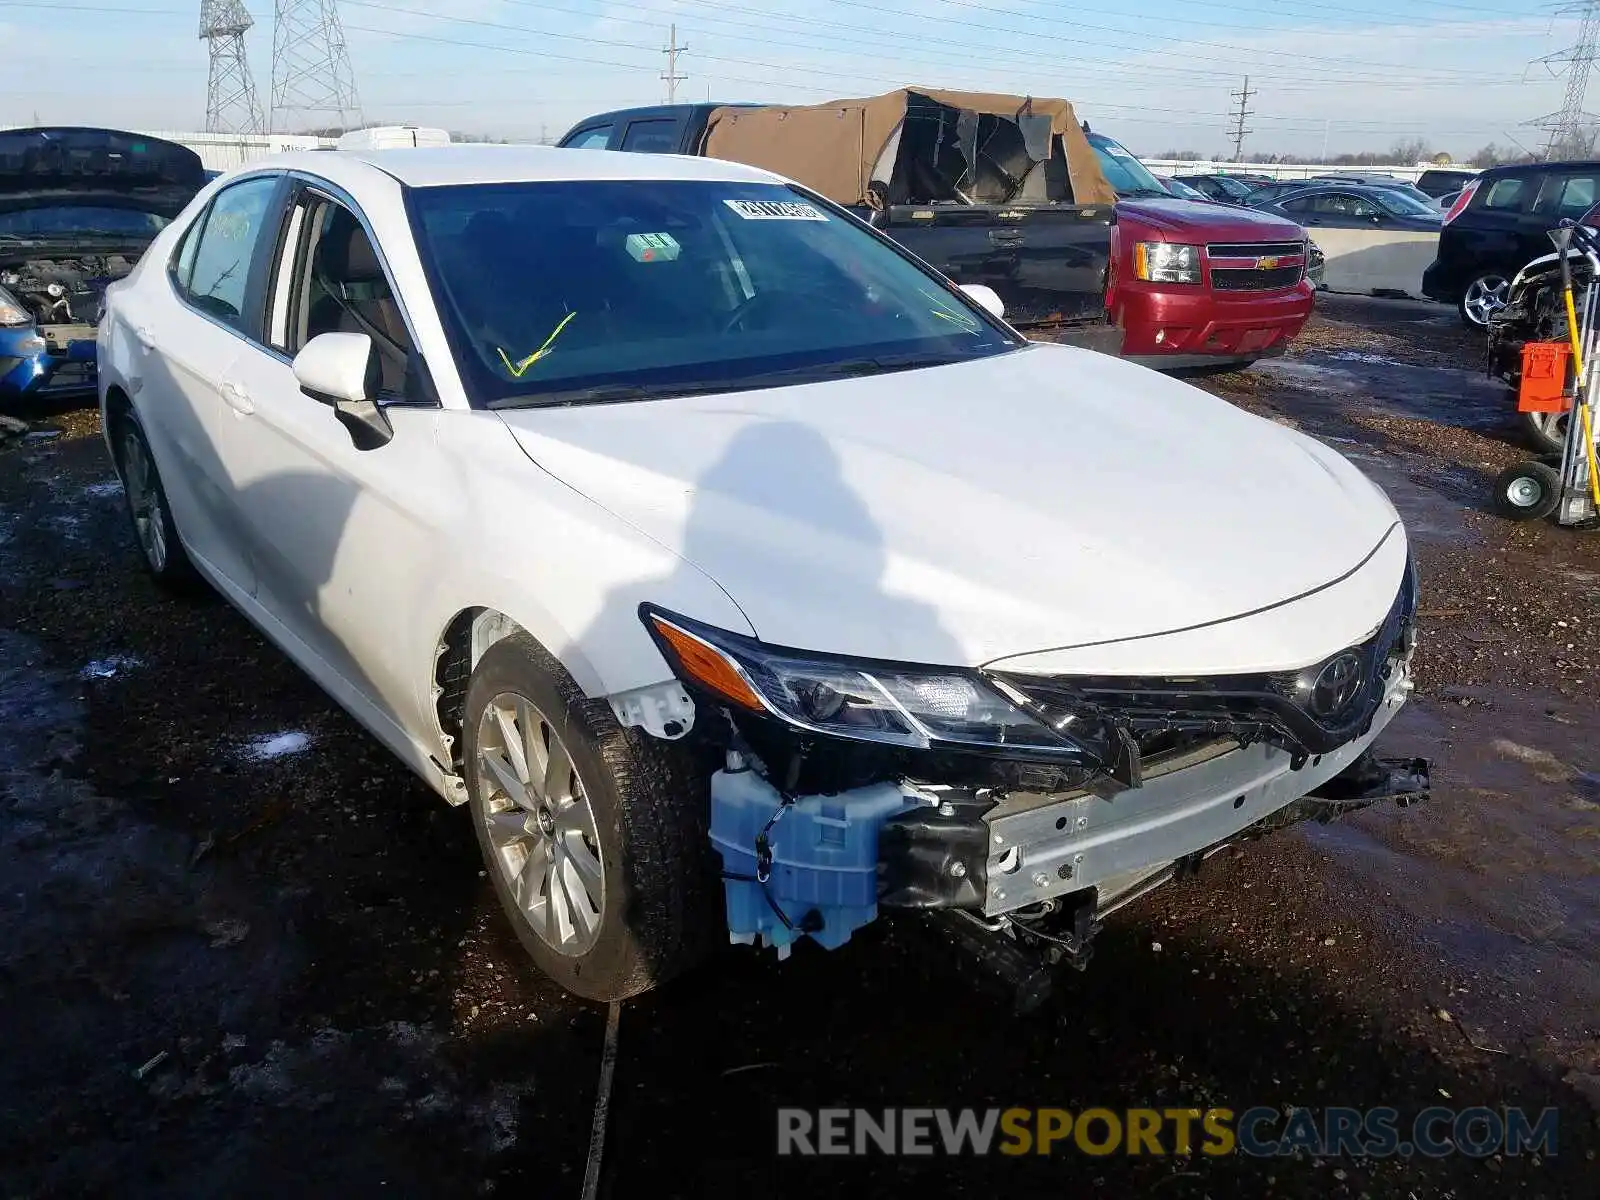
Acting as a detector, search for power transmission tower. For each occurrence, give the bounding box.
[270,0,362,134]
[1228,76,1255,162]
[200,0,265,134]
[662,24,689,104]
[1528,0,1600,160]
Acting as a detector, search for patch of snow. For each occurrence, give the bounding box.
[79,654,142,680]
[84,479,124,499]
[1328,350,1400,366]
[242,730,312,761]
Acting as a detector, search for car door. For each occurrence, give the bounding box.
[1467,172,1545,273]
[205,181,450,738]
[131,172,286,597]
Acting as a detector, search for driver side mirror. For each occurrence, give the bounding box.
[294,331,393,450]
[959,283,1006,320]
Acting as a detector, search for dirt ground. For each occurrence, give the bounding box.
[2,295,1598,1199]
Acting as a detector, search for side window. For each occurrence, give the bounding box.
[1278,195,1313,214]
[180,175,279,329]
[1535,173,1599,217]
[1480,177,1534,212]
[619,120,680,153]
[561,125,613,150]
[169,214,203,294]
[279,197,417,399]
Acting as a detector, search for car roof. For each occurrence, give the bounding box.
[243,144,782,190]
[1483,159,1600,178]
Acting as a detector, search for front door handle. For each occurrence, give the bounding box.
[220,380,255,415]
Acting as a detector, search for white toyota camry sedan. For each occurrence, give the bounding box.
[97,145,1426,1002]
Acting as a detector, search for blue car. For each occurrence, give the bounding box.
[0,127,205,403]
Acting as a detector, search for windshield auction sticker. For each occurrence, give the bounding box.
[724,199,829,221]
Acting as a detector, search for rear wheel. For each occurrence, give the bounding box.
[1518,408,1569,456]
[463,632,716,1001]
[1460,273,1509,329]
[111,414,203,592]
[1493,460,1562,521]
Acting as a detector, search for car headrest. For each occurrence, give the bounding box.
[316,208,385,285]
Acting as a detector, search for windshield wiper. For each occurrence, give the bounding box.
[488,352,971,410]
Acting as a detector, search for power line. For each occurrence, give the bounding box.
[1527,0,1600,158]
[1229,75,1256,160]
[661,22,689,103]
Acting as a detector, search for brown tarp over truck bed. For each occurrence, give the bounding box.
[700,87,1117,209]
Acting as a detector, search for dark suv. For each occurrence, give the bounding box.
[1423,160,1600,327]
[1415,167,1478,199]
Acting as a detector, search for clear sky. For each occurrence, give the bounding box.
[1,0,1585,159]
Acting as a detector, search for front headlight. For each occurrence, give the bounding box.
[1134,241,1202,284]
[0,285,32,328]
[642,609,1088,759]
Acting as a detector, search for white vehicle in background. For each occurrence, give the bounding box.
[335,125,452,151]
[95,146,1428,1003]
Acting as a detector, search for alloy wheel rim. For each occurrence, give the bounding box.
[1464,276,1508,325]
[476,692,606,956]
[1533,411,1570,445]
[121,432,167,571]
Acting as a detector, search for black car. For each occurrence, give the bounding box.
[1423,159,1600,327]
[1415,167,1479,199]
[1171,173,1255,204]
[1251,184,1443,232]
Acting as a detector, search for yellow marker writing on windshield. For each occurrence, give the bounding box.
[497,311,577,378]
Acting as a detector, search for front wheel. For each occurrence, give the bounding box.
[1460,273,1509,329]
[463,632,716,1001]
[1492,460,1562,522]
[1518,408,1569,456]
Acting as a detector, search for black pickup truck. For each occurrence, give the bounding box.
[558,99,1122,351]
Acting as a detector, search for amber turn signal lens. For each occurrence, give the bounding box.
[649,617,765,710]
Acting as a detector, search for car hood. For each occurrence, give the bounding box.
[497,344,1401,669]
[0,127,204,219]
[1117,196,1304,242]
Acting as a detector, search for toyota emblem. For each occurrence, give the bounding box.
[1310,652,1364,718]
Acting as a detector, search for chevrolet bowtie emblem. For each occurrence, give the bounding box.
[1257,256,1281,270]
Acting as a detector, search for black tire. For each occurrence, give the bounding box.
[109,411,204,593]
[1518,408,1569,456]
[1492,461,1562,521]
[462,632,717,1001]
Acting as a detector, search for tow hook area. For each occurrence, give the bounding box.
[1307,751,1431,810]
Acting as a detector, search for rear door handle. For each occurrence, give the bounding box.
[220,380,255,415]
[989,229,1025,247]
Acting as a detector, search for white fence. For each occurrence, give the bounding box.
[1140,159,1478,184]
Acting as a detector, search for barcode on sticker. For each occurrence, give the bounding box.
[724,199,828,222]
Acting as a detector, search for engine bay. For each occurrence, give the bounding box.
[1,254,136,331]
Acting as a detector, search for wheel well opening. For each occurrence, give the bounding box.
[433,608,527,774]
[105,385,132,427]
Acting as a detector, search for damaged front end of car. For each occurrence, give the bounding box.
[631,558,1429,1008]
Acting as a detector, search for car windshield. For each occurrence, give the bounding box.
[0,205,170,239]
[1084,133,1168,198]
[407,179,1018,408]
[1372,190,1439,218]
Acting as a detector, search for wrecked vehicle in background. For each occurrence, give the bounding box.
[0,127,204,402]
[563,89,1316,370]
[98,145,1427,1006]
[1486,230,1597,453]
